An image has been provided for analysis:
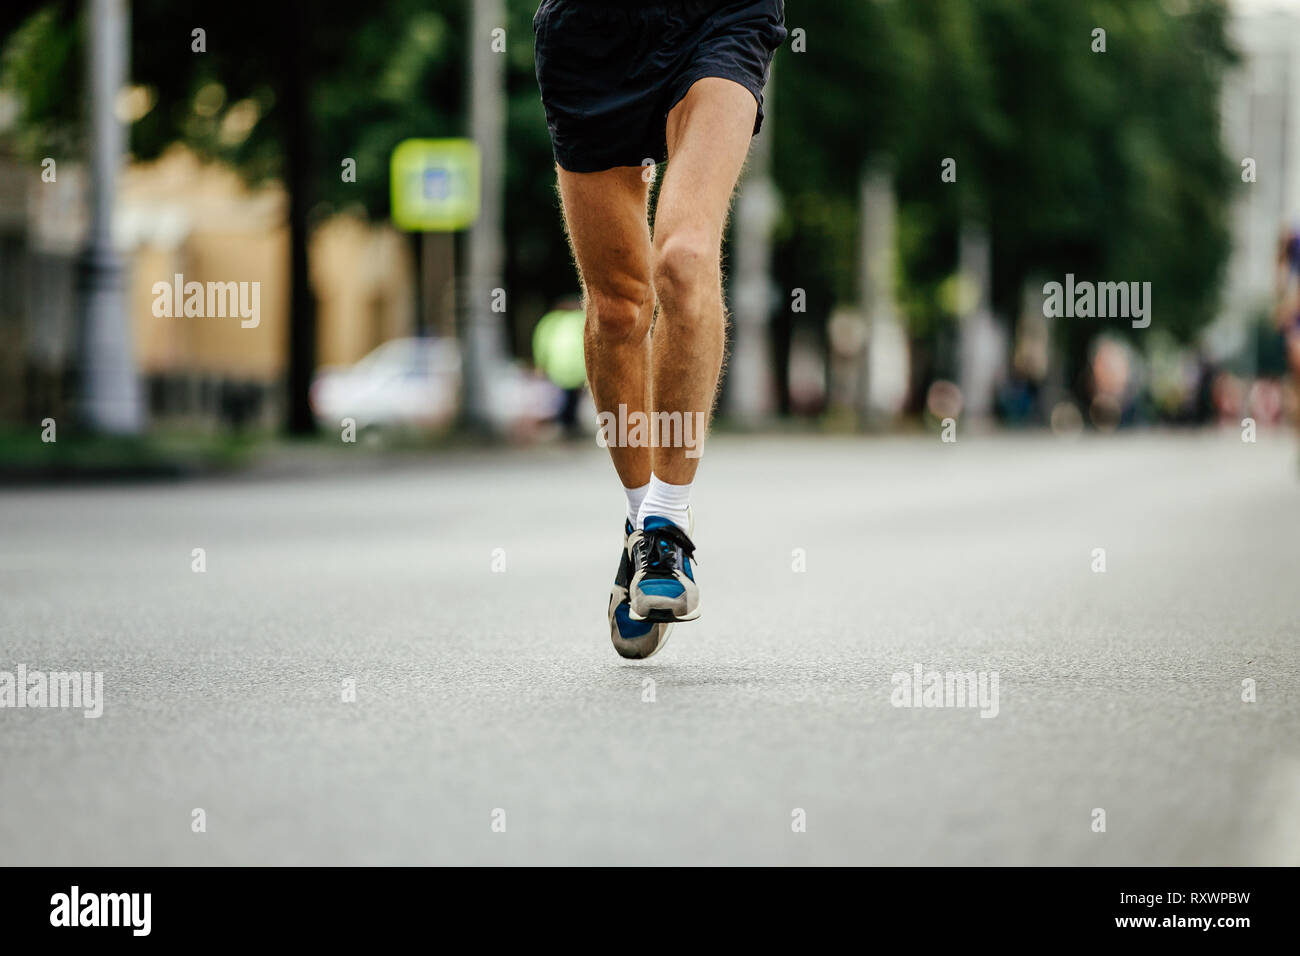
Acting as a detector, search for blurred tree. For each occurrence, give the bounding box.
[974,0,1236,402]
[124,0,470,435]
[3,0,572,430]
[772,0,1236,413]
[0,3,82,159]
[3,0,469,435]
[5,0,1238,425]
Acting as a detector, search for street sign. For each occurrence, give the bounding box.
[390,138,480,232]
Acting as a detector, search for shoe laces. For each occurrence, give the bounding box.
[638,524,696,575]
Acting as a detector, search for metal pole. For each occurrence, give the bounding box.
[78,0,143,433]
[957,220,996,421]
[462,0,507,432]
[854,167,883,429]
[857,164,899,428]
[727,63,778,423]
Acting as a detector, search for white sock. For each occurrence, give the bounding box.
[623,482,649,528]
[637,473,692,532]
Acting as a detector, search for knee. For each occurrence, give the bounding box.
[652,233,716,315]
[586,280,651,343]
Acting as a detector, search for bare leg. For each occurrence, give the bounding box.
[650,77,759,484]
[556,166,654,489]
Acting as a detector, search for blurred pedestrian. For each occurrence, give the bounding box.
[1274,226,1300,455]
[532,301,588,438]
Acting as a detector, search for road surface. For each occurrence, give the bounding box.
[2,431,1298,864]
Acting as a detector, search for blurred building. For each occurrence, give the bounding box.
[0,143,417,428]
[1214,0,1300,362]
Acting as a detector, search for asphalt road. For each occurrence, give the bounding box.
[2,431,1298,865]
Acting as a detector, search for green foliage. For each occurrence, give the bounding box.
[2,0,1240,383]
[772,0,1237,361]
[0,3,79,158]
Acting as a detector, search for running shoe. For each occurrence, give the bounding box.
[628,513,700,623]
[609,520,674,659]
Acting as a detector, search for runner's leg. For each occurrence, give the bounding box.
[626,77,761,623]
[648,77,759,487]
[556,165,654,491]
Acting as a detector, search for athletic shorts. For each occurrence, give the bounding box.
[532,0,787,173]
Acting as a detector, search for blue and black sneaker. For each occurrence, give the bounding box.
[609,520,674,659]
[628,513,700,623]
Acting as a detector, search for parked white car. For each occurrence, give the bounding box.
[310,337,462,432]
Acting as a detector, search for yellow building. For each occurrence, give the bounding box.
[121,146,417,385]
[1,144,427,426]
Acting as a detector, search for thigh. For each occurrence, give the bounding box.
[655,77,759,246]
[557,165,654,295]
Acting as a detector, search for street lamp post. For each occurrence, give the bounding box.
[461,0,507,434]
[77,0,143,434]
[728,68,779,424]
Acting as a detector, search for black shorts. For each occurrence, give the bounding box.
[532,0,786,173]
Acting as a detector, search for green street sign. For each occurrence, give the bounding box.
[390,138,480,232]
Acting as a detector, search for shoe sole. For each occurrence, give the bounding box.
[628,596,701,624]
[612,617,673,658]
[609,586,674,659]
[640,621,674,659]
